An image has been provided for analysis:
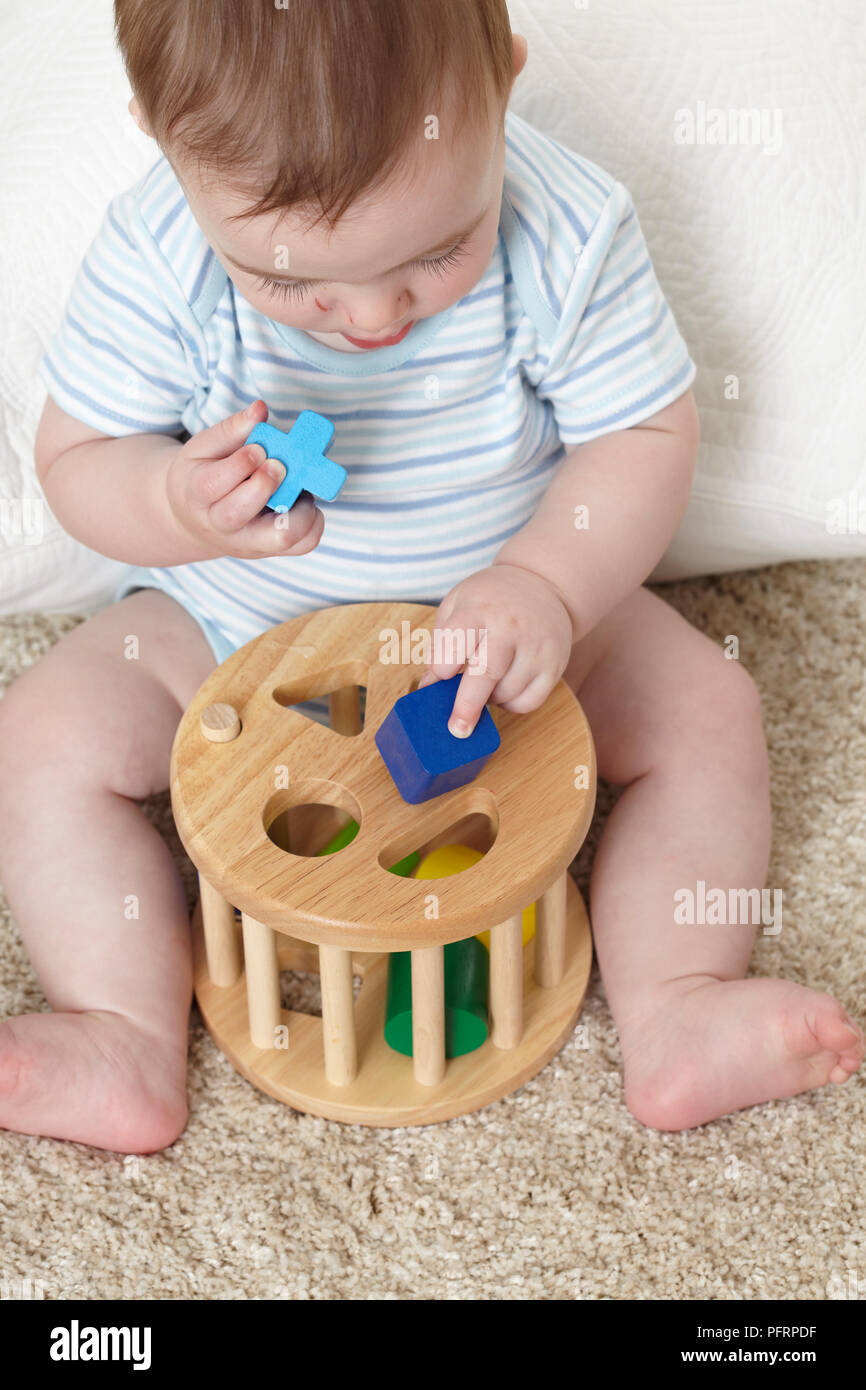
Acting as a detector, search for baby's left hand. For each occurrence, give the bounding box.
[419,563,574,737]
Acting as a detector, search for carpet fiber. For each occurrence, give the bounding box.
[1,560,864,1300]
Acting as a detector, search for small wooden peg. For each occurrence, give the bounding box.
[200,702,241,742]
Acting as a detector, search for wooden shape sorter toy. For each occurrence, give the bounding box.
[169,602,597,1127]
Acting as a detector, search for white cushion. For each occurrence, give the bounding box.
[506,0,866,580]
[0,0,149,614]
[1,0,864,614]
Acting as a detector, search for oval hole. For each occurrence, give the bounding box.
[264,779,362,858]
[378,804,498,878]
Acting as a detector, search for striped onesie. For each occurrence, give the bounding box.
[39,109,696,666]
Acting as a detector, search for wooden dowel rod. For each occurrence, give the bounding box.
[319,945,358,1086]
[490,912,523,1049]
[534,872,568,987]
[199,875,242,986]
[329,686,362,736]
[411,945,446,1085]
[241,913,282,1050]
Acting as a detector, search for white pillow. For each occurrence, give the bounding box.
[0,0,152,614]
[1,0,864,615]
[506,0,866,580]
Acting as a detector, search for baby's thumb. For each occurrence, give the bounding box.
[189,400,268,461]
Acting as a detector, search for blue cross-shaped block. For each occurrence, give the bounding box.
[244,410,345,512]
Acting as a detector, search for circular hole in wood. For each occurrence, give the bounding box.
[263,778,362,858]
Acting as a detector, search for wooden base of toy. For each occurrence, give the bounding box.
[191,874,592,1127]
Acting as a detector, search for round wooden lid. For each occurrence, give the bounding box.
[170,602,596,952]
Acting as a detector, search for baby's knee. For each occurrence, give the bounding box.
[0,668,97,801]
[680,639,761,720]
[708,655,764,725]
[0,674,46,789]
[679,655,768,776]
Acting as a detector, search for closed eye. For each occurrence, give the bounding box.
[253,237,471,303]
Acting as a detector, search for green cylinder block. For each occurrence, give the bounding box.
[317,819,487,1056]
[384,937,490,1059]
[316,817,360,855]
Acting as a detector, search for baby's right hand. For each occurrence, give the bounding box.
[166,401,324,559]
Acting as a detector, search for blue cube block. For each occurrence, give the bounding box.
[374,674,501,804]
[244,410,346,512]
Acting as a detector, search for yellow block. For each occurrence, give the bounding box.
[412,844,535,950]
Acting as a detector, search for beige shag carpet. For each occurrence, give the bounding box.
[1,559,864,1301]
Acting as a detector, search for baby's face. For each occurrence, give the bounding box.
[170,101,506,352]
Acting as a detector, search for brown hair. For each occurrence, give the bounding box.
[114,0,514,229]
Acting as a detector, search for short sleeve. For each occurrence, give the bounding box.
[37,187,197,436]
[534,180,696,444]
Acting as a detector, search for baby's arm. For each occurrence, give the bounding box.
[34,396,322,566]
[495,388,700,643]
[422,387,699,734]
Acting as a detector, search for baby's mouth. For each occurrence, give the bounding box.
[340,321,414,349]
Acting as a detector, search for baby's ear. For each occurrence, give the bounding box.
[511,33,528,81]
[128,96,153,138]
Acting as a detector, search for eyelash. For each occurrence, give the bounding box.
[253,239,471,303]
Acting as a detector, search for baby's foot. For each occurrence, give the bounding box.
[619,976,864,1131]
[0,1009,188,1152]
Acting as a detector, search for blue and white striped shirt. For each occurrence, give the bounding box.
[39,110,696,658]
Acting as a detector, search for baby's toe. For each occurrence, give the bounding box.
[787,994,860,1058]
[807,1001,863,1084]
[821,1007,863,1056]
[836,1029,865,1072]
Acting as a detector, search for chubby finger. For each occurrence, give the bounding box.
[424,609,499,683]
[496,670,558,715]
[188,399,269,462]
[486,643,553,706]
[206,457,287,532]
[233,497,324,556]
[496,639,570,711]
[190,441,284,509]
[447,663,504,738]
[416,613,506,726]
[414,590,470,688]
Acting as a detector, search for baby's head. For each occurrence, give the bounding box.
[115,0,525,350]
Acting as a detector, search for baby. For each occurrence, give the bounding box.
[0,0,861,1153]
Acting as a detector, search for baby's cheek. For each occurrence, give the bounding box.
[429,257,492,314]
[235,283,316,329]
[267,299,319,330]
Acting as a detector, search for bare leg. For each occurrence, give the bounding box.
[0,590,216,1151]
[564,587,864,1130]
